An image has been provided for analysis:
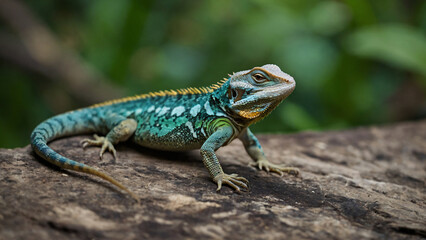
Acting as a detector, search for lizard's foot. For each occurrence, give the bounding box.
[250,159,299,176]
[214,173,249,192]
[80,134,117,159]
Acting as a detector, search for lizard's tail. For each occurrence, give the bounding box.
[30,109,139,202]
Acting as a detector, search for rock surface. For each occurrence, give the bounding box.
[0,121,425,239]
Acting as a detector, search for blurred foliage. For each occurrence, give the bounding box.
[1,0,425,147]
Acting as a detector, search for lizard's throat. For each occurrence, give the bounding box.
[235,101,279,120]
[231,84,294,120]
[231,84,294,110]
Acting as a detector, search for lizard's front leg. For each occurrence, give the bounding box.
[201,124,248,192]
[81,114,137,159]
[239,128,299,176]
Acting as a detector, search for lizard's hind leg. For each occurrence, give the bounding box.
[81,117,137,159]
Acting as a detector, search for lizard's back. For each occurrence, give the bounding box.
[95,86,232,151]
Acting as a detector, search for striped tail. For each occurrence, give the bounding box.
[30,108,139,201]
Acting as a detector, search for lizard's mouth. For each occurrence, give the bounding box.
[231,83,295,110]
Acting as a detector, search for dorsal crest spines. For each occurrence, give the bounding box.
[89,78,229,108]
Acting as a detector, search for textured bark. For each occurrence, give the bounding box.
[0,121,425,240]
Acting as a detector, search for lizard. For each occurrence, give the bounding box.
[31,64,298,201]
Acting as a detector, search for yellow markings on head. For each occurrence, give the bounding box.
[238,110,263,119]
[89,79,229,108]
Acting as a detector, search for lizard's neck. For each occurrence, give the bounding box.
[211,81,253,128]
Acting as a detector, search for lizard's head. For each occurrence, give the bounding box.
[226,64,295,123]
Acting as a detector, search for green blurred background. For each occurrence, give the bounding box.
[0,0,425,148]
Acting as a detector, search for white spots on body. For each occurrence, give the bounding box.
[201,127,206,137]
[190,104,201,117]
[204,101,214,115]
[155,107,161,114]
[171,106,185,116]
[185,121,197,138]
[148,105,155,112]
[135,108,142,115]
[158,107,170,116]
[215,112,227,117]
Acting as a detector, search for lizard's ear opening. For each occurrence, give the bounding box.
[227,86,244,102]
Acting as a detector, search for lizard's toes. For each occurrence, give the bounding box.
[81,139,100,148]
[80,134,106,149]
[223,180,241,192]
[273,166,299,177]
[253,159,300,177]
[249,161,263,170]
[283,167,299,176]
[214,173,249,192]
[271,168,284,177]
[216,179,223,191]
[93,134,102,140]
[99,140,117,159]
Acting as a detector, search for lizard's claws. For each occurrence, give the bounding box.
[250,159,299,176]
[80,134,117,159]
[214,173,249,192]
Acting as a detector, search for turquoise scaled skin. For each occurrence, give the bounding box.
[31,64,299,201]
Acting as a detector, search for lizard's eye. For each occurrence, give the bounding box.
[252,73,267,83]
